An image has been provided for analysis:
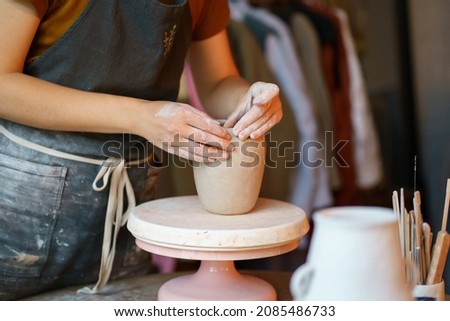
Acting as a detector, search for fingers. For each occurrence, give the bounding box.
[251,82,280,105]
[173,126,233,157]
[168,139,226,163]
[243,112,282,140]
[233,97,282,139]
[156,102,230,140]
[227,82,282,140]
[223,90,252,129]
[154,102,234,163]
[223,108,241,129]
[187,109,231,140]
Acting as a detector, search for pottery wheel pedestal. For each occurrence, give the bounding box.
[127,196,309,301]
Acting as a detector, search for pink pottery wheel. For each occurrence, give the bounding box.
[127,196,309,301]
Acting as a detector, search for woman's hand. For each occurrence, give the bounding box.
[143,102,232,163]
[223,82,282,140]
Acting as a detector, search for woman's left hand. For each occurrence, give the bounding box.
[223,81,282,140]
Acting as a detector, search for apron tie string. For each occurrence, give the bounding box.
[78,157,141,294]
[0,124,146,294]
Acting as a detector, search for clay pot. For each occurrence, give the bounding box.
[193,128,265,215]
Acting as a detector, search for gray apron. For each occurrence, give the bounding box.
[0,0,192,300]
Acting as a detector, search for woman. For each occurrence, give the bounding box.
[0,0,282,300]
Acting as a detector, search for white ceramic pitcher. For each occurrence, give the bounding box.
[290,206,413,300]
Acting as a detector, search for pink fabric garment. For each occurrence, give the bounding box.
[184,63,206,112]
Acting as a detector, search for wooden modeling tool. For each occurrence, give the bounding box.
[426,178,450,285]
[413,191,426,284]
[422,222,432,276]
[392,191,404,254]
[400,188,406,258]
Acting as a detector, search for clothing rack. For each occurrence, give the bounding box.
[248,0,368,55]
[226,1,387,211]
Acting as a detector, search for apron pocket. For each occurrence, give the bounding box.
[0,152,67,277]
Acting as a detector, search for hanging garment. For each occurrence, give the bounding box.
[289,13,340,190]
[295,2,360,205]
[226,19,300,202]
[334,8,384,189]
[230,2,333,215]
[267,0,359,205]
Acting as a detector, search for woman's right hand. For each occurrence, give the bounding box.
[138,101,233,163]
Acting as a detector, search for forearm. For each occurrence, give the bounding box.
[0,72,232,162]
[0,72,154,135]
[201,75,250,120]
[187,30,250,120]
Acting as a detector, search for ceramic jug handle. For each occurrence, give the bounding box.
[290,264,314,300]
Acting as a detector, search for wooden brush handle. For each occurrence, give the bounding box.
[442,178,450,231]
[426,231,449,285]
[422,222,432,275]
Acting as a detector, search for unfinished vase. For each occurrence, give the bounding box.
[193,128,265,215]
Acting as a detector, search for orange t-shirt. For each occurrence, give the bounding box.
[27,0,230,63]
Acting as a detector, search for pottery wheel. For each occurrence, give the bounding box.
[127,196,309,300]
